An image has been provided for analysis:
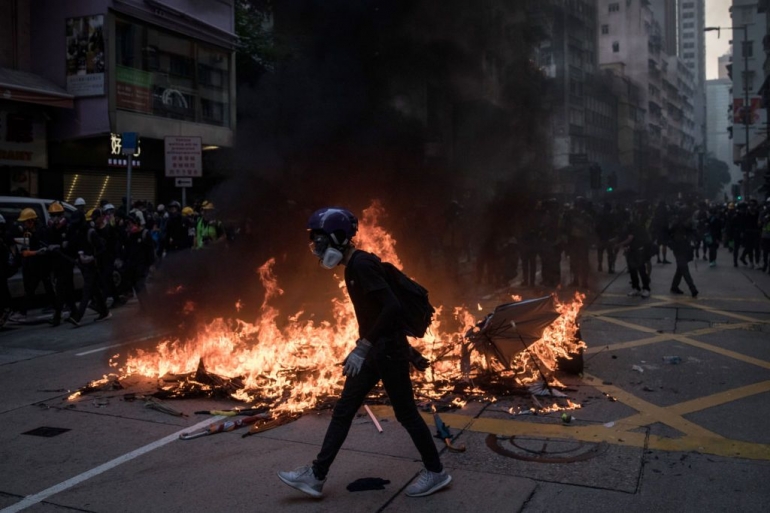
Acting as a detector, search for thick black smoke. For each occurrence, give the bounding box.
[138,0,552,335]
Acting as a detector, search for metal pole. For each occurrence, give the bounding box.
[127,153,133,212]
[744,25,751,200]
[182,186,187,208]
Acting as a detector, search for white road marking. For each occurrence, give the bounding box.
[75,344,123,356]
[0,416,224,512]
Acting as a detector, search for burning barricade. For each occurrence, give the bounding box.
[69,201,586,436]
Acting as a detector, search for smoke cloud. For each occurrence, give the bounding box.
[133,0,552,335]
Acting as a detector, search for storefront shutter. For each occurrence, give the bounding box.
[63,170,156,210]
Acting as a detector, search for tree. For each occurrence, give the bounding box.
[702,154,732,201]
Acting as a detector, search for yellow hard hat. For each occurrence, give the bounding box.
[201,200,215,210]
[728,202,735,210]
[48,201,65,214]
[18,208,38,222]
[86,208,95,221]
[182,206,195,216]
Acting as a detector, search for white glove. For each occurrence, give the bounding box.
[343,338,372,377]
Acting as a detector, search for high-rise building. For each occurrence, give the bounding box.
[678,1,707,154]
[597,0,698,195]
[707,77,743,185]
[718,52,731,80]
[650,0,679,55]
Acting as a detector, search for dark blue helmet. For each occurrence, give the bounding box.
[307,207,358,246]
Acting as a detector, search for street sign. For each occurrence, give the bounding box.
[121,132,138,155]
[175,177,193,188]
[165,136,202,177]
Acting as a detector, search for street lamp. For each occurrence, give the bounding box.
[705,25,751,200]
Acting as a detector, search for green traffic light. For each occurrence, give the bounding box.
[606,187,613,192]
[737,196,743,200]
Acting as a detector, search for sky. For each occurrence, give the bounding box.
[705,0,733,79]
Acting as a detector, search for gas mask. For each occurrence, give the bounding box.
[309,233,344,269]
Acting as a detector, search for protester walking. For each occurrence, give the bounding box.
[0,215,17,327]
[668,209,699,298]
[279,207,451,499]
[616,201,652,298]
[45,202,78,327]
[10,208,55,322]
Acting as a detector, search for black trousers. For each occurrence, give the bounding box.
[73,265,107,321]
[597,242,617,271]
[52,266,77,321]
[312,353,441,480]
[671,260,697,293]
[708,242,719,263]
[520,248,537,286]
[626,250,649,291]
[20,263,54,314]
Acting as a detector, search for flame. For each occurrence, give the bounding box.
[112,200,585,415]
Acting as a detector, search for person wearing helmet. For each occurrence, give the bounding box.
[95,205,120,308]
[122,212,155,309]
[195,201,225,248]
[70,208,110,325]
[10,208,55,323]
[45,202,78,326]
[279,207,450,499]
[0,214,18,327]
[165,201,188,252]
[74,197,87,212]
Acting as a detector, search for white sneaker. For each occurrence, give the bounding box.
[641,289,650,298]
[627,289,641,297]
[405,468,452,497]
[277,465,325,498]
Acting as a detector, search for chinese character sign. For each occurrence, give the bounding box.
[733,98,762,125]
[164,136,202,177]
[65,15,105,97]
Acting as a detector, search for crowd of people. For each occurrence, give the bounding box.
[0,197,227,328]
[476,196,770,298]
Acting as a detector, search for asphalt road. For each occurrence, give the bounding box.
[1,250,769,513]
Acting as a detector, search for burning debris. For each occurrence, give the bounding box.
[71,202,586,425]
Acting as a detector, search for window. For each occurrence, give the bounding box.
[601,24,609,34]
[743,71,756,91]
[612,41,619,53]
[682,12,694,18]
[682,2,694,8]
[683,22,694,29]
[682,32,694,39]
[608,3,619,13]
[683,42,694,49]
[115,17,231,128]
[684,52,694,59]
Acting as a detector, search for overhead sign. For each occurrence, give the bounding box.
[116,66,152,113]
[165,136,202,177]
[175,177,193,188]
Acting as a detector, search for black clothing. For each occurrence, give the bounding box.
[19,226,54,314]
[624,220,650,291]
[72,226,108,321]
[312,249,441,480]
[668,221,698,296]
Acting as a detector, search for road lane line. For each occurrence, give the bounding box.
[0,416,224,513]
[75,344,124,356]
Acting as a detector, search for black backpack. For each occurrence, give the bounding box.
[381,262,435,338]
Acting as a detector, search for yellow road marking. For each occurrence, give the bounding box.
[366,408,770,461]
[583,333,673,354]
[584,301,671,317]
[669,334,770,370]
[592,315,661,334]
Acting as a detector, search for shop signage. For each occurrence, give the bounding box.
[65,15,105,97]
[0,110,47,168]
[116,66,152,113]
[165,136,202,177]
[108,133,141,167]
[733,97,762,125]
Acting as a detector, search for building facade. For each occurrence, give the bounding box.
[730,0,767,197]
[678,0,707,155]
[1,0,236,207]
[708,78,743,184]
[597,0,698,197]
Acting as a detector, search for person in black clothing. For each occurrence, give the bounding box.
[740,200,761,268]
[70,209,110,325]
[164,201,189,252]
[95,209,120,307]
[11,208,55,322]
[667,210,699,298]
[705,206,723,267]
[278,207,450,499]
[596,202,618,273]
[616,201,652,298]
[45,202,78,327]
[123,213,155,309]
[651,201,671,264]
[0,214,17,327]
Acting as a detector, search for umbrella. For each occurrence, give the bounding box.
[467,296,561,369]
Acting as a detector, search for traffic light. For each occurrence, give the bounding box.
[731,183,740,198]
[589,164,602,189]
[607,173,617,191]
